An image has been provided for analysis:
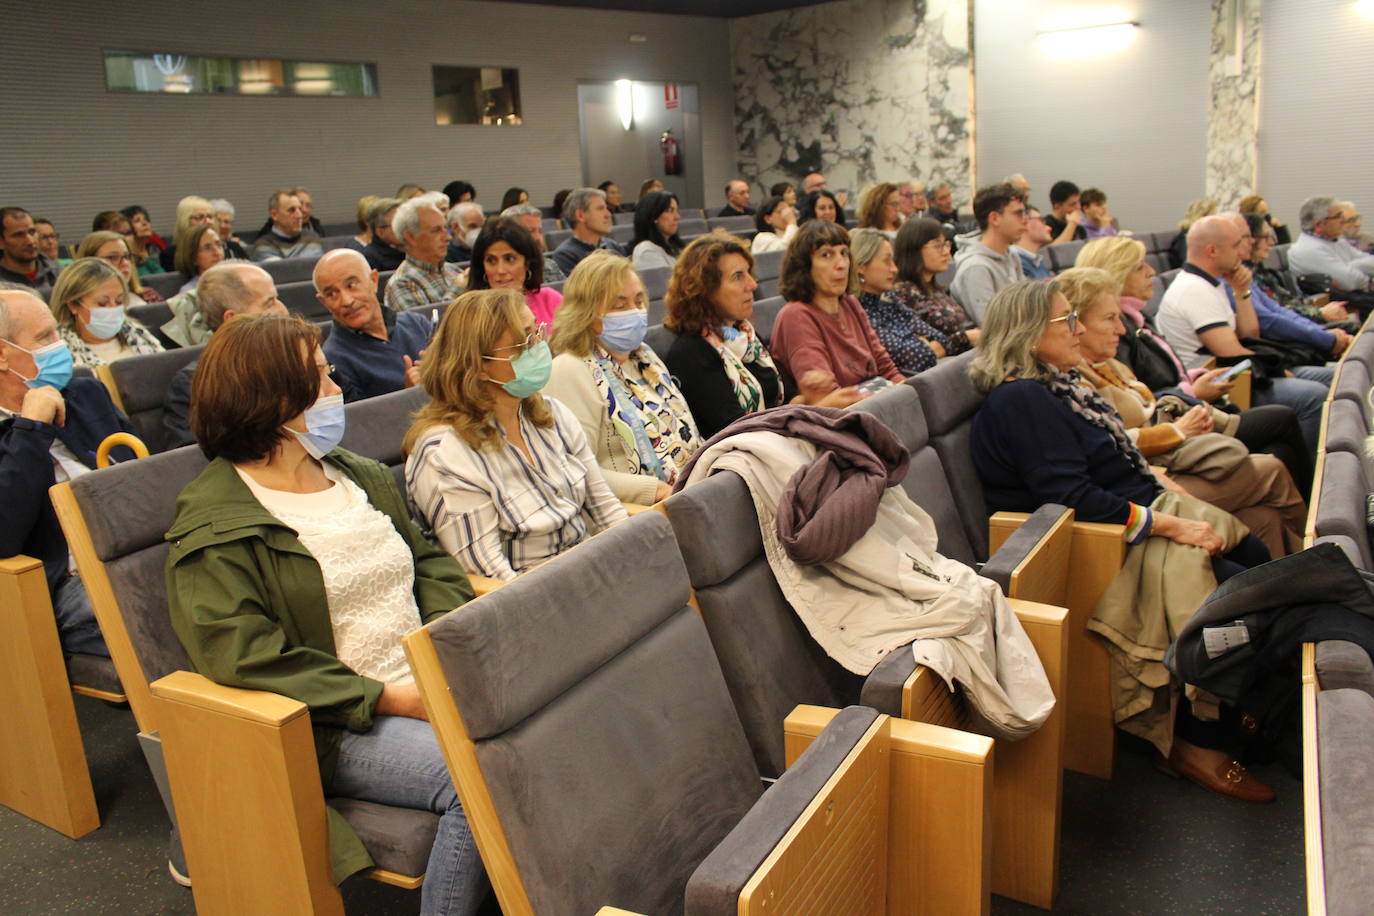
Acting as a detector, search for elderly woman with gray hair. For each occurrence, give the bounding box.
[969,278,1275,802]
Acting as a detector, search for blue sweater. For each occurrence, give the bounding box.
[323,307,434,403]
[971,378,1159,526]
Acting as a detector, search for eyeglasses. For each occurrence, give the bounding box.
[1048,312,1080,333]
[100,253,133,265]
[484,325,547,360]
[924,239,953,251]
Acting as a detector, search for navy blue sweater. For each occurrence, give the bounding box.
[323,308,434,403]
[971,378,1159,525]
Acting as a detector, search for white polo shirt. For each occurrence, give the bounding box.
[1155,266,1234,369]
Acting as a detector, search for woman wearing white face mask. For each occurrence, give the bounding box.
[50,257,164,367]
[404,288,627,581]
[546,251,700,505]
[166,314,491,913]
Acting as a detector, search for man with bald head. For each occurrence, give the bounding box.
[1158,214,1329,449]
[1,283,136,656]
[315,249,432,402]
[161,261,289,449]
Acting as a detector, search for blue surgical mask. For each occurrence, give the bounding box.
[486,340,552,399]
[286,393,346,459]
[599,309,648,353]
[4,338,74,391]
[85,305,126,339]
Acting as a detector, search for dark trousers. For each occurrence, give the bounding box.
[1235,404,1312,497]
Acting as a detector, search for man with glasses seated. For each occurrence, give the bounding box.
[314,250,432,402]
[1012,206,1054,279]
[950,182,1028,324]
[1289,195,1374,293]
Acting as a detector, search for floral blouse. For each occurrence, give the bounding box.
[857,290,950,376]
[887,280,976,355]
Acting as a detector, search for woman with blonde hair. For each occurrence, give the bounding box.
[856,182,903,233]
[50,257,164,367]
[1169,198,1217,269]
[347,194,381,251]
[1058,266,1305,557]
[1238,194,1291,245]
[75,231,164,304]
[850,227,949,376]
[546,251,699,505]
[404,288,627,581]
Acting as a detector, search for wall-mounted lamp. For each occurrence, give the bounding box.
[1357,0,1374,17]
[615,79,634,131]
[1036,20,1140,57]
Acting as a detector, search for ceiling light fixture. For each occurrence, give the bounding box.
[1036,20,1140,57]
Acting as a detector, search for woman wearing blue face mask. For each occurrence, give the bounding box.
[166,314,491,912]
[404,287,628,581]
[546,251,700,505]
[50,257,164,367]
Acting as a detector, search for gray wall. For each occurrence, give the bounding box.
[974,0,1211,232]
[1259,0,1374,229]
[3,0,733,238]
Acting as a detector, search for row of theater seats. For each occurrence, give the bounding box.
[1300,314,1374,916]
[4,344,1173,912]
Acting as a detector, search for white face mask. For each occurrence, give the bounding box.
[464,228,480,248]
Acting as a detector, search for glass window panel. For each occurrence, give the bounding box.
[432,66,521,126]
[103,51,378,97]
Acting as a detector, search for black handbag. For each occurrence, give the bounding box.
[1116,328,1183,392]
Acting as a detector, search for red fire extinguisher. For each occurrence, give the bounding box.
[660,129,681,176]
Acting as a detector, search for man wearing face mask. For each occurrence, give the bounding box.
[315,250,433,402]
[385,194,466,314]
[0,284,137,657]
[445,202,487,265]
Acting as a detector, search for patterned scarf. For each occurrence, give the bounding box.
[590,345,700,483]
[1042,367,1156,483]
[702,319,781,413]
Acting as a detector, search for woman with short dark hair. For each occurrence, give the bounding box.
[770,220,902,399]
[162,223,227,347]
[629,191,685,270]
[797,189,841,226]
[167,314,490,913]
[499,187,528,211]
[467,216,562,328]
[751,195,798,255]
[769,181,797,207]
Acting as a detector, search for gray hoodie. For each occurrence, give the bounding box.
[950,232,1025,325]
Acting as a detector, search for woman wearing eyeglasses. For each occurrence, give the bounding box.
[886,217,979,355]
[75,231,164,304]
[404,288,627,582]
[969,278,1276,804]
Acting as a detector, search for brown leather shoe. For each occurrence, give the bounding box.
[1166,750,1276,803]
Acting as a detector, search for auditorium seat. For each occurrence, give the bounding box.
[403,509,994,915]
[677,217,709,240]
[752,248,783,285]
[96,345,204,454]
[258,255,321,285]
[609,223,634,245]
[139,272,187,298]
[750,295,784,345]
[541,217,560,234]
[1045,240,1087,272]
[546,228,572,250]
[708,215,753,234]
[611,211,634,226]
[319,221,358,238]
[1148,230,1180,256]
[638,264,672,303]
[319,235,356,251]
[274,279,331,321]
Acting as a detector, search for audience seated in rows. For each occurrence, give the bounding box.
[770,220,901,398]
[717,179,755,218]
[315,250,431,402]
[1078,187,1119,240]
[551,187,626,276]
[796,188,841,226]
[630,190,685,270]
[51,258,163,367]
[499,203,566,283]
[75,231,163,304]
[856,182,903,234]
[1074,235,1312,490]
[385,194,465,314]
[950,181,1027,324]
[1058,266,1305,558]
[162,261,288,449]
[250,186,324,241]
[121,205,166,275]
[162,223,227,347]
[1045,180,1087,245]
[751,194,798,254]
[1289,195,1374,293]
[467,216,563,328]
[1238,194,1291,246]
[164,315,488,912]
[248,189,323,262]
[1012,206,1054,279]
[1156,214,1329,450]
[158,196,217,270]
[1,207,63,298]
[851,227,949,376]
[0,282,132,657]
[360,196,404,272]
[547,251,699,504]
[968,278,1276,803]
[403,288,628,581]
[802,170,848,214]
[1245,213,1355,329]
[444,201,485,265]
[887,216,979,354]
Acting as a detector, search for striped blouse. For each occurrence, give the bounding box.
[405,397,628,580]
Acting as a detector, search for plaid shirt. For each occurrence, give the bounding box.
[383,255,465,312]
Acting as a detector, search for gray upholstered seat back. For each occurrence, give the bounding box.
[750,296,784,346]
[664,472,860,777]
[426,512,761,915]
[1349,331,1374,367]
[67,447,209,683]
[338,386,428,491]
[1324,398,1374,482]
[1334,359,1372,426]
[106,345,204,454]
[1317,688,1374,912]
[1315,640,1374,696]
[849,381,978,565]
[1314,450,1373,570]
[908,351,990,561]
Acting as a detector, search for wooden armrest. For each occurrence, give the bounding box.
[621,502,655,516]
[0,554,44,575]
[988,506,1074,607]
[469,574,507,597]
[151,670,308,728]
[1301,642,1326,915]
[1229,370,1252,410]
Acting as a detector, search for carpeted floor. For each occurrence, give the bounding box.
[0,695,1304,914]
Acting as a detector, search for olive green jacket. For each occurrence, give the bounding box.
[164,448,473,882]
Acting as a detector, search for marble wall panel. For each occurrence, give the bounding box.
[1206,0,1262,208]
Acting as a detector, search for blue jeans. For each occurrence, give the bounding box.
[1253,373,1329,453]
[52,574,109,657]
[333,715,489,915]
